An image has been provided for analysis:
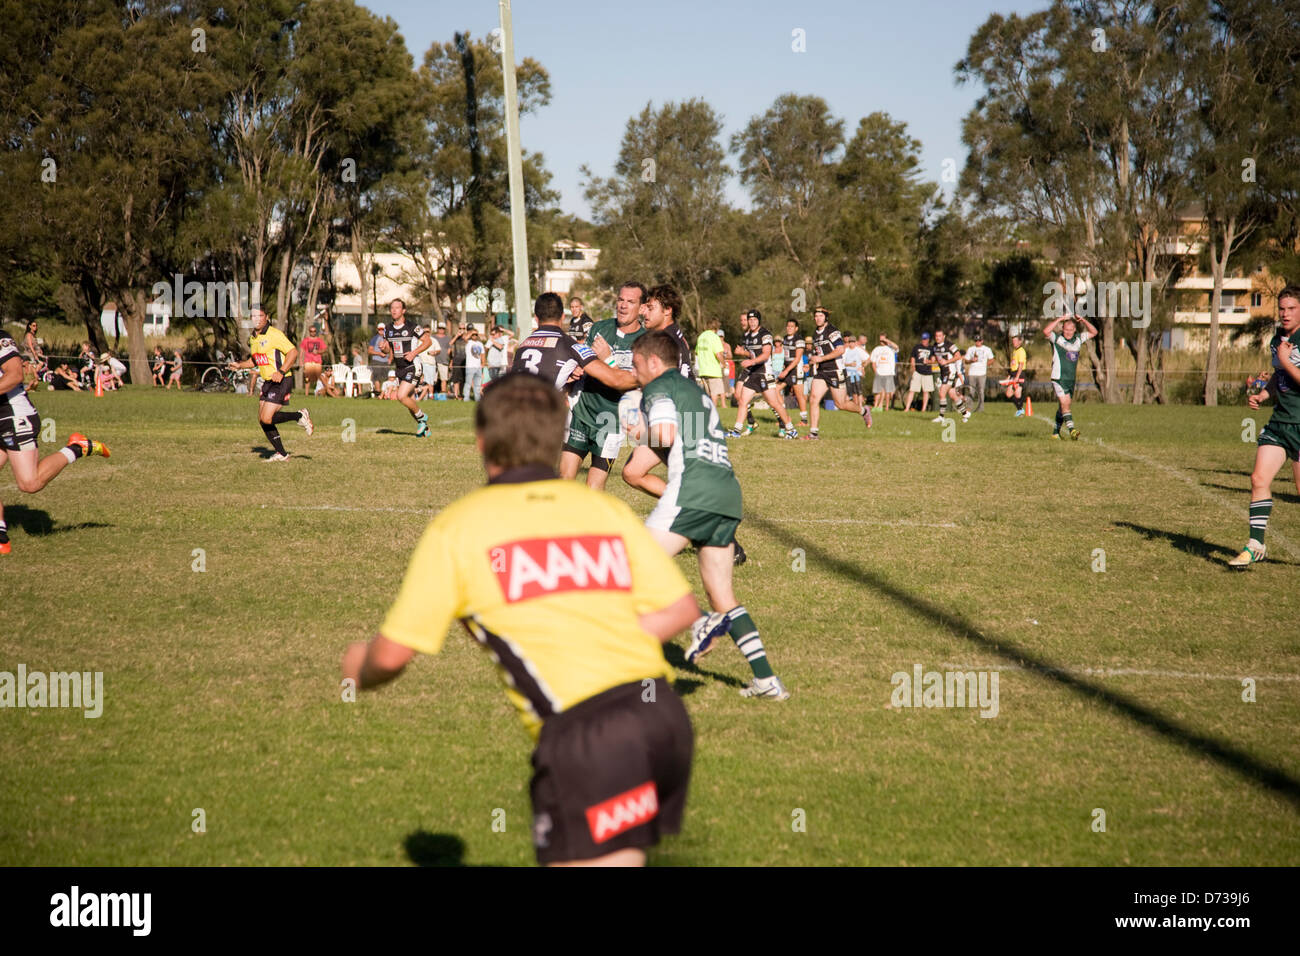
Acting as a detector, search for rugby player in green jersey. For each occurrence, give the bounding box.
[628,329,790,700]
[561,281,647,490]
[1231,286,1300,568]
[1042,312,1098,439]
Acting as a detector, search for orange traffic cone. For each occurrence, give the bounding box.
[94,372,103,397]
[1025,396,1033,417]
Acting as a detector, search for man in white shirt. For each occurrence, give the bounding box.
[486,326,510,384]
[964,333,996,413]
[869,335,899,410]
[843,336,869,403]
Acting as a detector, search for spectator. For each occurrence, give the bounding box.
[99,352,126,389]
[843,335,869,402]
[23,320,46,373]
[49,362,83,391]
[695,323,726,408]
[78,343,98,389]
[903,332,936,413]
[300,322,327,398]
[381,369,398,400]
[151,346,166,386]
[450,324,468,399]
[167,349,184,390]
[318,364,342,398]
[870,335,899,410]
[368,322,390,384]
[964,333,996,413]
[464,329,485,400]
[432,321,451,394]
[485,326,509,384]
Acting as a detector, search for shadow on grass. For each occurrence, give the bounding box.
[3,505,112,537]
[663,641,746,695]
[248,445,312,461]
[746,513,1300,813]
[1201,481,1300,504]
[404,831,473,867]
[374,428,418,436]
[1113,521,1237,564]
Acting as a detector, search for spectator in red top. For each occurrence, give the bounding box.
[300,322,327,398]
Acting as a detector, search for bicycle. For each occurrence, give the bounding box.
[198,363,250,393]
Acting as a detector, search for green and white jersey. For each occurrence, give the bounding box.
[571,318,645,430]
[1048,331,1092,391]
[1267,327,1300,425]
[641,369,742,519]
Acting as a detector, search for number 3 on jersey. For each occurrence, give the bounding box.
[521,349,542,374]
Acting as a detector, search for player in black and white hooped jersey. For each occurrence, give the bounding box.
[381,298,433,436]
[511,292,635,406]
[778,319,809,426]
[727,310,798,440]
[929,328,971,424]
[804,307,871,439]
[0,333,111,555]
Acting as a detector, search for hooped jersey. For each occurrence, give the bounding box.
[812,321,846,373]
[741,326,774,369]
[0,336,36,416]
[383,321,428,367]
[782,332,804,373]
[380,473,692,740]
[511,326,597,398]
[248,326,295,381]
[1267,326,1300,424]
[932,340,960,381]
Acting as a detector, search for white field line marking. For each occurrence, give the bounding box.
[243,506,960,527]
[785,518,959,528]
[941,662,1300,682]
[259,504,434,515]
[1032,415,1300,560]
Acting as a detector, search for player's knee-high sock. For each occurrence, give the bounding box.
[1062,412,1074,432]
[1249,499,1273,543]
[260,421,288,456]
[1054,407,1063,433]
[746,410,756,426]
[270,409,298,425]
[938,396,947,417]
[725,606,774,679]
[0,518,7,545]
[1013,392,1024,411]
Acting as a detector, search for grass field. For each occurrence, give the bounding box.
[3,386,1299,866]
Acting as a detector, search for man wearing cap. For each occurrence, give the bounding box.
[300,322,327,398]
[904,332,936,413]
[368,321,390,393]
[964,333,996,413]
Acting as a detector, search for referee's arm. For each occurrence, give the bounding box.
[343,635,416,690]
[639,593,701,643]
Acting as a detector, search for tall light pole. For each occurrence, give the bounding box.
[498,0,531,332]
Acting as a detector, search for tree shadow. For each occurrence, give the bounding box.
[2,505,112,537]
[745,513,1300,812]
[404,831,474,867]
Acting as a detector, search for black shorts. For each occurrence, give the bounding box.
[561,442,614,472]
[393,362,420,386]
[531,678,692,864]
[814,366,844,390]
[0,411,40,452]
[258,377,293,405]
[451,365,466,385]
[741,366,775,393]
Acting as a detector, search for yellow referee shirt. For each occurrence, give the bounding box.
[1010,345,1027,374]
[249,327,294,381]
[381,468,692,739]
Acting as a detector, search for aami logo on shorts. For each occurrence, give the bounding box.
[586,781,659,844]
[489,535,632,603]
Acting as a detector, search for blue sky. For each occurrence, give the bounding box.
[365,0,1045,219]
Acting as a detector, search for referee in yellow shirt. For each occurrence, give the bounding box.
[1005,333,1029,417]
[342,372,701,867]
[228,307,313,460]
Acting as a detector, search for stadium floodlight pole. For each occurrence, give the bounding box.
[498,0,532,334]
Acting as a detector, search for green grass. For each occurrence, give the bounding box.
[2,387,1299,866]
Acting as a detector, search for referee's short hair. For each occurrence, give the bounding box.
[476,372,567,470]
[632,329,681,368]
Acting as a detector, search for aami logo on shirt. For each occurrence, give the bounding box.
[586,781,659,844]
[489,535,632,603]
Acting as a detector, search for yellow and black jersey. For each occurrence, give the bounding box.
[1010,346,1028,375]
[381,467,693,739]
[248,327,295,381]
